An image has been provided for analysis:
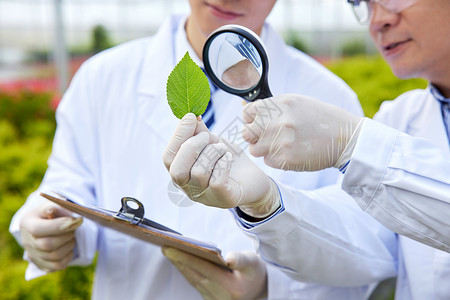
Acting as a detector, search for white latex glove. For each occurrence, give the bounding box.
[162,113,280,218]
[162,247,267,300]
[19,200,83,272]
[242,94,363,172]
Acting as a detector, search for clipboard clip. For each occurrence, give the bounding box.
[115,197,145,225]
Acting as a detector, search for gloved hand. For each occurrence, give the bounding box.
[19,200,83,272]
[162,247,267,300]
[162,113,280,218]
[242,94,363,172]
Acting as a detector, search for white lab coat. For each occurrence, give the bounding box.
[345,89,450,299]
[242,89,450,299]
[10,15,370,299]
[344,89,450,252]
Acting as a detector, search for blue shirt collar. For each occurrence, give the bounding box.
[429,84,450,104]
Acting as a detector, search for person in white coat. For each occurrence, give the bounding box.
[161,0,450,299]
[240,0,450,250]
[8,0,380,299]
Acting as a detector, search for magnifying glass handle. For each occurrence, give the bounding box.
[259,84,273,99]
[245,83,272,102]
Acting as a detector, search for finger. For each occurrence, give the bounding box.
[26,231,76,252]
[242,102,273,144]
[32,203,82,235]
[165,255,224,300]
[241,121,263,144]
[208,131,220,144]
[195,115,220,144]
[27,238,76,262]
[169,131,210,186]
[190,143,228,191]
[225,251,244,270]
[209,152,232,190]
[225,251,268,299]
[225,251,260,270]
[39,203,73,219]
[242,101,258,124]
[195,117,220,144]
[30,247,75,272]
[206,152,242,208]
[194,116,209,135]
[163,113,198,170]
[163,247,233,285]
[247,118,279,158]
[261,125,296,170]
[24,216,83,238]
[163,248,205,282]
[248,142,268,159]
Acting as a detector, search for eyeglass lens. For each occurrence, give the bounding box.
[351,0,418,24]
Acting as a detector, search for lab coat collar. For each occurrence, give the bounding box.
[137,15,180,97]
[136,15,289,100]
[262,23,290,95]
[174,15,204,69]
[135,15,184,144]
[410,90,450,155]
[134,15,292,144]
[260,23,288,97]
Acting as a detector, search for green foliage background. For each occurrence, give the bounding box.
[0,90,94,299]
[326,55,427,118]
[0,55,426,299]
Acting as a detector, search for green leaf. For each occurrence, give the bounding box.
[166,52,211,119]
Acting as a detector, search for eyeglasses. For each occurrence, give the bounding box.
[347,0,418,24]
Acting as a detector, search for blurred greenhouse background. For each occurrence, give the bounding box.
[0,0,378,91]
[0,0,426,299]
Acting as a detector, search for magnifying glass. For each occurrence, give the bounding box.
[202,24,272,102]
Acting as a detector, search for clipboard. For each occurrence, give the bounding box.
[40,192,229,269]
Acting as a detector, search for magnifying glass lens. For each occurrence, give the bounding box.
[203,25,272,102]
[207,32,263,91]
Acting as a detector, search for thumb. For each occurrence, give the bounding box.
[194,116,220,146]
[194,115,209,135]
[225,251,258,270]
[41,203,83,232]
[26,204,83,237]
[163,113,198,169]
[40,203,73,219]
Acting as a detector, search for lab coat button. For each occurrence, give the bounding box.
[351,187,364,198]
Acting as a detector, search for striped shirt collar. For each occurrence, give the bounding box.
[429,84,450,104]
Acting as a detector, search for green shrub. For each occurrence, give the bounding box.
[92,25,114,54]
[0,89,94,299]
[26,24,115,63]
[0,90,56,140]
[26,49,51,64]
[326,55,427,117]
[284,31,310,54]
[341,39,367,57]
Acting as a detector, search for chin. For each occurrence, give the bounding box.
[391,69,410,79]
[387,61,420,80]
[202,20,226,36]
[393,68,423,80]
